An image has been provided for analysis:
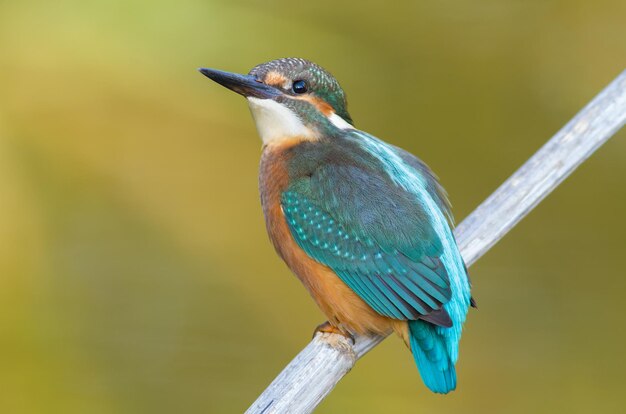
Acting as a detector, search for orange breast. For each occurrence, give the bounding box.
[259,141,394,336]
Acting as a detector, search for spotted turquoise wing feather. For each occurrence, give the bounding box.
[281,163,453,325]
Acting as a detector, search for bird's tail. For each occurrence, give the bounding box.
[408,319,456,394]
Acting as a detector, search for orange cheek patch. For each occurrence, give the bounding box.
[264,71,288,87]
[295,95,334,116]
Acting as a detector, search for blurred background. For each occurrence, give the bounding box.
[1,0,625,413]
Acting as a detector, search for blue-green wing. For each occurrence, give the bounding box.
[282,162,454,325]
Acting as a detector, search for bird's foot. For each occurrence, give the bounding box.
[313,321,355,345]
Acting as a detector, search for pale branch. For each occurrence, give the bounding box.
[246,70,626,414]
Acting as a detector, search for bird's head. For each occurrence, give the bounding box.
[199,58,353,145]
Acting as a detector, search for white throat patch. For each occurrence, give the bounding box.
[247,97,316,145]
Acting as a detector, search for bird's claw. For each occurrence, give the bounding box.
[313,321,355,344]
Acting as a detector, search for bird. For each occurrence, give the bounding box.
[199,58,475,394]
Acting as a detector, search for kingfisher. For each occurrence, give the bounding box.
[199,58,475,394]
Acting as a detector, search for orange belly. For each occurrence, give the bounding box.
[276,224,393,335]
[259,142,395,336]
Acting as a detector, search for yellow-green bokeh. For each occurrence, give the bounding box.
[1,1,625,412]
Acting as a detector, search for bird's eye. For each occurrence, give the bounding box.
[292,80,308,94]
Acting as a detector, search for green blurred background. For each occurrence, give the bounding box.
[1,0,625,412]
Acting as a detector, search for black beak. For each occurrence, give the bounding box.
[198,68,280,99]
